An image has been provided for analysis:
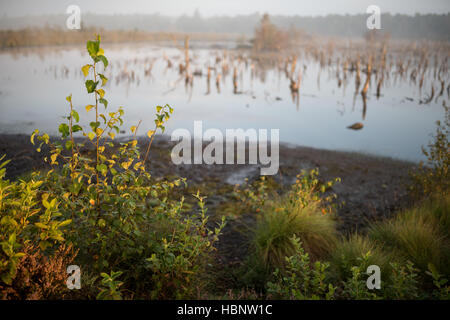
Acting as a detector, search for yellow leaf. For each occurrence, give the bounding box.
[100,76,108,87]
[133,162,143,170]
[147,130,155,138]
[121,160,132,170]
[108,132,115,140]
[30,130,39,145]
[88,132,95,140]
[50,153,58,164]
[130,126,137,133]
[86,105,95,112]
[96,89,105,98]
[96,128,103,136]
[97,48,105,56]
[35,222,49,229]
[81,64,90,77]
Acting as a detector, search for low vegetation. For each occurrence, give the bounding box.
[243,170,338,288]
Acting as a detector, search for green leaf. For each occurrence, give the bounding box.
[59,123,69,138]
[98,218,106,228]
[87,40,100,58]
[90,121,100,131]
[71,110,80,123]
[66,95,72,103]
[98,55,108,69]
[65,140,73,150]
[1,273,13,285]
[9,232,16,244]
[35,222,49,229]
[39,241,50,251]
[59,220,72,227]
[72,125,82,132]
[85,80,99,93]
[99,98,108,109]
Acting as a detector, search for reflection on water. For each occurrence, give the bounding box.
[0,42,447,162]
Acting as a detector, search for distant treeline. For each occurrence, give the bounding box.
[0,27,239,49]
[0,12,449,40]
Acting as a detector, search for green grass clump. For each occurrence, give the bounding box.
[409,196,450,239]
[328,234,394,284]
[368,196,450,277]
[242,169,338,289]
[253,198,337,270]
[250,170,338,271]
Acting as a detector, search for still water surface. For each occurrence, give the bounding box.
[0,44,446,162]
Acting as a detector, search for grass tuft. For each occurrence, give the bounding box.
[368,195,450,277]
[328,234,394,284]
[252,196,337,271]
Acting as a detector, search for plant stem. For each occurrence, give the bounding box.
[93,62,100,216]
[143,125,157,166]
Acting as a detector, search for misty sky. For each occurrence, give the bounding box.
[1,0,449,17]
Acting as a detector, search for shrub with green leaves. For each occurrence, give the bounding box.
[265,235,438,300]
[0,156,71,288]
[27,36,225,299]
[341,252,381,300]
[96,271,124,300]
[384,261,420,299]
[232,176,278,213]
[410,103,449,198]
[266,236,336,300]
[426,264,450,300]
